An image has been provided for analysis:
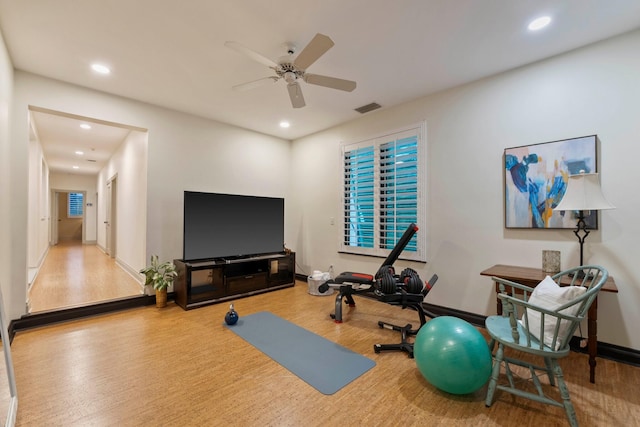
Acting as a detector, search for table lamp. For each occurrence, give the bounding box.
[554,171,615,269]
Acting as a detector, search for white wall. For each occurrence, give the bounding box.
[27,118,50,268]
[9,71,292,321]
[291,30,640,351]
[97,129,147,278]
[0,29,15,315]
[50,173,99,243]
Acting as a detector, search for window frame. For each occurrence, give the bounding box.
[339,122,427,262]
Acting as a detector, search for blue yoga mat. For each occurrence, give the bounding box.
[226,311,376,395]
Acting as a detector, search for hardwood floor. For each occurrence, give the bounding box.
[27,241,143,313]
[5,281,640,426]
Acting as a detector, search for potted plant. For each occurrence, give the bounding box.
[140,255,177,308]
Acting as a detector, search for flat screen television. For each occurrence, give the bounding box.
[183,191,285,261]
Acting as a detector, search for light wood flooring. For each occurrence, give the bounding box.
[28,241,143,313]
[3,281,639,426]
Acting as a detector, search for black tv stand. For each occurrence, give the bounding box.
[173,252,295,310]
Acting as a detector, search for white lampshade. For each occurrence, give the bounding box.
[554,172,615,211]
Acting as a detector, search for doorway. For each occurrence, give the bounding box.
[52,191,85,244]
[27,107,148,314]
[29,187,141,313]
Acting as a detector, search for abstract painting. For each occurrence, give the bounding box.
[504,135,597,229]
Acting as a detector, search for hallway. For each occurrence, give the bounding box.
[28,242,143,313]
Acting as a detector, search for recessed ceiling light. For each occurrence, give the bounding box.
[75,151,84,155]
[80,123,91,130]
[91,63,111,74]
[279,121,290,128]
[72,166,79,169]
[528,16,551,31]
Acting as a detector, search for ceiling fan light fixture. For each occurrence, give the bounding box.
[284,71,297,83]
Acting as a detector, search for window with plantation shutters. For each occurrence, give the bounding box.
[343,144,375,248]
[341,123,426,262]
[68,192,84,218]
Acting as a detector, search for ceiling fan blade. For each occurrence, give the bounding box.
[232,76,279,91]
[293,33,334,70]
[304,74,357,92]
[287,82,306,108]
[224,41,278,68]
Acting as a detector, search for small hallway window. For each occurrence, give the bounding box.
[68,192,84,218]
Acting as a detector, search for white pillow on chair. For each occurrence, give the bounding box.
[525,275,586,350]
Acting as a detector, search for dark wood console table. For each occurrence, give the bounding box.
[480,264,618,384]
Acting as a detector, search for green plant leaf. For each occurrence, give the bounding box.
[141,255,177,290]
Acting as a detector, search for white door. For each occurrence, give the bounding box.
[105,177,117,258]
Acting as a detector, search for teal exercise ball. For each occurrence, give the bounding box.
[414,316,492,395]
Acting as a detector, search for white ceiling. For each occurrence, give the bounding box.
[29,108,134,175]
[3,0,640,174]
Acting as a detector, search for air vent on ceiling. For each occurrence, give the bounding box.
[354,102,381,114]
[86,159,97,162]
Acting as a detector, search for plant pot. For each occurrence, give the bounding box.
[155,288,168,308]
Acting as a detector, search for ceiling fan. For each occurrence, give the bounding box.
[225,33,357,108]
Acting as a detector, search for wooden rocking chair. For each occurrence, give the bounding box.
[484,265,608,427]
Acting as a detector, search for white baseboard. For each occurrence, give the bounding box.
[116,258,145,291]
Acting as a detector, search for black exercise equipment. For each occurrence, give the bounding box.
[373,275,437,358]
[318,223,439,357]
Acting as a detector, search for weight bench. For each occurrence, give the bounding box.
[318,223,438,357]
